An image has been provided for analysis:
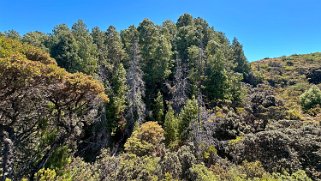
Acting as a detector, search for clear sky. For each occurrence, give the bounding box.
[1,0,321,61]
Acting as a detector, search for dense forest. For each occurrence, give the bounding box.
[0,14,320,181]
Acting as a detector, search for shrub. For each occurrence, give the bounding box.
[300,85,321,110]
[189,164,218,181]
[34,168,57,181]
[272,170,312,181]
[125,121,165,156]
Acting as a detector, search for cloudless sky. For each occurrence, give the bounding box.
[1,0,321,61]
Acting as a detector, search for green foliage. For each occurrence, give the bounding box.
[178,97,198,141]
[204,47,231,103]
[210,161,274,181]
[45,146,71,170]
[125,121,165,156]
[106,26,126,67]
[177,145,197,176]
[0,35,55,64]
[117,154,159,181]
[240,161,268,179]
[154,91,165,124]
[300,85,321,110]
[0,36,107,180]
[231,38,250,75]
[159,152,182,179]
[4,14,319,181]
[106,63,128,134]
[163,105,179,147]
[71,20,98,75]
[161,20,177,44]
[4,30,21,40]
[57,157,99,181]
[22,31,48,49]
[49,21,98,75]
[34,168,57,181]
[91,26,110,76]
[202,145,217,161]
[189,164,218,181]
[228,135,244,145]
[271,170,312,181]
[137,19,173,118]
[187,45,206,95]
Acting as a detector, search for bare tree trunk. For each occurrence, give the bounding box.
[1,129,14,181]
[172,57,187,114]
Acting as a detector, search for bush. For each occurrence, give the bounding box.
[57,157,99,181]
[189,164,218,181]
[34,168,57,181]
[272,170,312,181]
[300,85,321,110]
[125,121,165,156]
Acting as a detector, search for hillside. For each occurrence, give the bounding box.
[1,14,321,181]
[252,52,321,121]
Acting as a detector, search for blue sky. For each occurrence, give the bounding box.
[1,0,321,61]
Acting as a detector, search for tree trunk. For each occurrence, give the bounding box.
[1,128,14,181]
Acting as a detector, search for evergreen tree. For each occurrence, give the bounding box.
[71,20,98,75]
[231,38,250,75]
[4,30,21,40]
[137,19,162,115]
[178,97,198,142]
[194,17,210,48]
[164,105,179,146]
[175,14,198,62]
[176,13,194,28]
[106,26,126,67]
[137,19,159,63]
[49,24,81,73]
[161,20,177,45]
[204,40,231,104]
[146,35,173,119]
[154,35,173,83]
[124,121,164,156]
[91,27,110,82]
[22,31,48,49]
[188,45,206,95]
[154,91,165,124]
[106,63,128,136]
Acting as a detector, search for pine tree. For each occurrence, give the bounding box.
[154,91,165,124]
[147,35,173,119]
[4,30,21,40]
[137,19,159,63]
[164,105,179,146]
[161,20,177,45]
[202,38,244,105]
[154,35,173,83]
[175,14,198,62]
[22,31,48,49]
[137,19,163,115]
[204,41,231,104]
[106,63,128,135]
[178,97,198,142]
[71,20,98,75]
[231,38,250,75]
[49,24,81,73]
[106,26,126,67]
[91,27,110,82]
[188,45,206,95]
[176,13,194,28]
